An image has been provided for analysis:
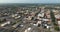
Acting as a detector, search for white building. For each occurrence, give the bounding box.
[42,19,49,21]
[44,24,51,29]
[38,13,44,17]
[55,14,60,19]
[57,19,60,27]
[24,27,32,32]
[37,21,41,24]
[15,16,21,19]
[1,21,10,27]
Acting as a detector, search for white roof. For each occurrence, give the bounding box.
[41,10,44,13]
[47,26,50,29]
[55,15,60,18]
[27,27,31,30]
[38,14,41,16]
[18,16,21,18]
[47,15,50,18]
[20,25,24,27]
[33,24,38,26]
[1,21,10,27]
[1,23,7,26]
[43,19,49,21]
[15,16,21,19]
[11,15,15,17]
[45,24,47,26]
[24,27,32,32]
[14,14,18,16]
[24,29,27,32]
[53,10,57,12]
[24,27,31,32]
[38,13,44,17]
[58,21,60,24]
[44,24,50,29]
[37,21,41,24]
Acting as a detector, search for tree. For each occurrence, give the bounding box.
[55,26,60,31]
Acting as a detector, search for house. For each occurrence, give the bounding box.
[37,21,42,27]
[58,21,60,26]
[11,14,18,17]
[24,16,32,20]
[58,21,60,27]
[37,13,44,17]
[46,15,51,18]
[15,16,21,19]
[11,14,15,17]
[37,17,42,20]
[55,14,60,19]
[1,21,10,27]
[45,12,51,18]
[43,24,51,29]
[37,21,41,24]
[42,18,49,21]
[24,27,32,32]
[33,20,42,27]
[12,22,20,28]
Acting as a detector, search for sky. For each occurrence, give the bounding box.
[0,0,59,3]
